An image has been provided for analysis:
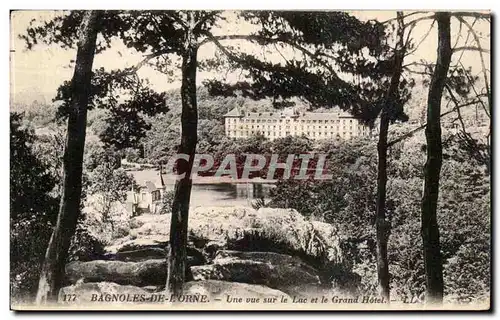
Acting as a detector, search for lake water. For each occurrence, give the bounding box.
[127,169,274,208]
[166,183,274,208]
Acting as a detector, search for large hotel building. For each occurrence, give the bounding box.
[223,107,371,140]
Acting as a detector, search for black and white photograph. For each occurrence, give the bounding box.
[9,9,491,311]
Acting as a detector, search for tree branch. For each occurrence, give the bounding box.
[404,19,436,57]
[451,12,491,20]
[459,61,490,118]
[404,14,436,27]
[455,16,491,111]
[123,50,173,75]
[193,11,221,34]
[387,99,483,147]
[380,11,428,25]
[200,33,342,78]
[452,46,490,54]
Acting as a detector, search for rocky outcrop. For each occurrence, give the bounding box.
[190,251,321,296]
[67,248,206,286]
[112,208,344,268]
[103,248,166,262]
[66,260,167,287]
[104,237,169,254]
[104,239,204,264]
[190,207,344,267]
[61,206,354,306]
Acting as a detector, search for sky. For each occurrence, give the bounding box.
[9,10,491,106]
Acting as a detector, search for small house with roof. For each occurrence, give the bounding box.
[125,167,167,215]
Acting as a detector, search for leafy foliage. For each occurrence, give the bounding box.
[158,190,176,215]
[10,113,59,301]
[87,159,136,226]
[54,68,169,150]
[10,113,59,220]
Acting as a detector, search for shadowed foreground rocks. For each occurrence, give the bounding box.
[191,250,321,296]
[59,280,290,304]
[60,206,356,304]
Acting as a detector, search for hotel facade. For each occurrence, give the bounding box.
[223,107,371,141]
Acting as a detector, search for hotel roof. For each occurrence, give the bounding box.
[223,107,355,119]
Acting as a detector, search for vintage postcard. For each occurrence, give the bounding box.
[9,9,491,311]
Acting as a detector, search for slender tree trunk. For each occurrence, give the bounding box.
[375,112,390,300]
[36,11,100,304]
[375,11,406,301]
[166,23,198,296]
[421,12,452,305]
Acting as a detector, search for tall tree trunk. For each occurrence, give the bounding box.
[166,26,198,296]
[421,12,451,305]
[375,11,406,301]
[36,10,100,304]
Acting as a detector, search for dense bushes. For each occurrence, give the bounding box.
[68,223,107,263]
[10,113,59,301]
[10,113,136,301]
[268,131,490,303]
